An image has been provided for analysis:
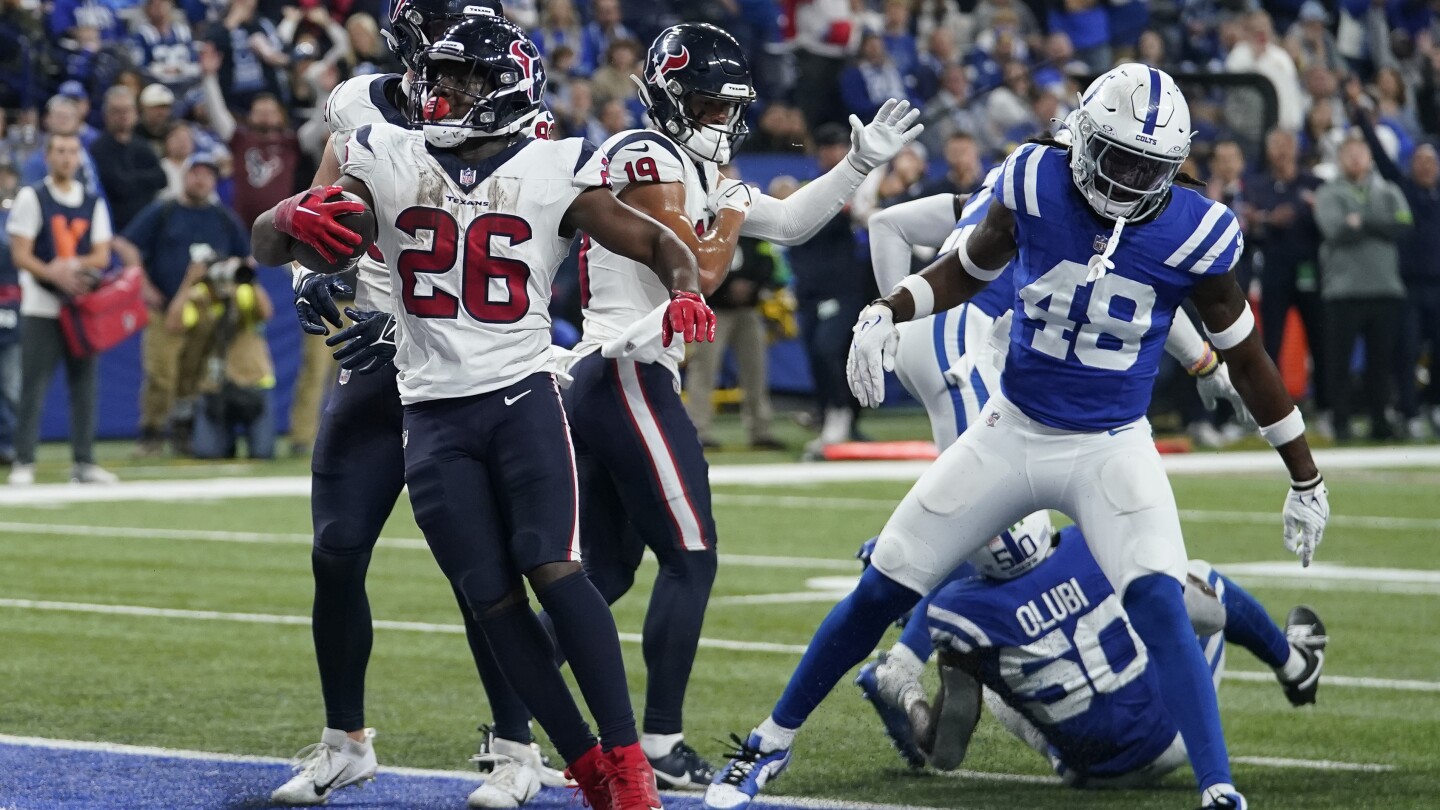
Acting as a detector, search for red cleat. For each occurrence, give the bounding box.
[565,745,612,810]
[603,744,663,810]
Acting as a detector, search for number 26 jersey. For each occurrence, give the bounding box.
[342,123,610,404]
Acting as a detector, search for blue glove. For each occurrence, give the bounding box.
[294,273,352,335]
[325,307,396,374]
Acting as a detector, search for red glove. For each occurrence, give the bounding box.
[273,185,366,264]
[662,290,716,346]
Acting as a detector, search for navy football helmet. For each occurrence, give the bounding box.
[387,0,503,72]
[410,15,546,147]
[636,23,755,163]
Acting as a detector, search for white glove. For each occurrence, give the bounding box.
[1194,362,1257,430]
[708,178,755,216]
[846,99,925,174]
[847,303,899,408]
[1282,478,1329,567]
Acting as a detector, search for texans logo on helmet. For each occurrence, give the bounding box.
[508,40,538,100]
[654,46,690,82]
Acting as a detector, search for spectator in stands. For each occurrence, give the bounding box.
[595,98,632,141]
[116,155,249,456]
[1226,10,1305,132]
[1246,127,1326,412]
[920,132,983,197]
[55,82,99,147]
[986,60,1036,147]
[158,120,194,198]
[21,96,101,198]
[346,12,399,77]
[91,86,167,232]
[1301,97,1346,178]
[1352,102,1440,438]
[975,0,1040,43]
[0,163,19,465]
[137,82,177,157]
[749,102,811,153]
[129,0,201,92]
[1107,0,1149,59]
[875,143,927,206]
[1138,29,1168,69]
[6,132,116,485]
[209,0,287,111]
[2,109,40,172]
[276,3,350,66]
[1372,67,1421,157]
[909,26,956,102]
[580,0,633,75]
[966,16,1025,92]
[591,37,641,105]
[839,32,914,122]
[918,63,987,155]
[1206,140,1252,289]
[789,123,869,458]
[684,225,785,450]
[880,0,919,77]
[1314,135,1412,441]
[913,0,972,52]
[1286,0,1343,73]
[49,0,131,45]
[1047,0,1111,73]
[202,53,300,228]
[552,78,603,142]
[789,0,858,129]
[531,0,585,70]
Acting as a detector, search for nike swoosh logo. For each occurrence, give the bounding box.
[504,390,533,406]
[315,762,354,795]
[1108,426,1135,436]
[632,143,651,153]
[297,206,320,216]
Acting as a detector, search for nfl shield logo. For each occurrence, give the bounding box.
[460,167,477,186]
[1093,234,1108,253]
[338,369,352,386]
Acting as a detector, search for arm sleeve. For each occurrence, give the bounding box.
[1164,308,1209,367]
[1353,105,1405,185]
[867,193,961,292]
[739,158,869,246]
[4,188,41,239]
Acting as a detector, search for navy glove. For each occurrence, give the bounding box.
[325,307,396,374]
[294,272,352,335]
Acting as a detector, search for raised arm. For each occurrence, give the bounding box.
[1190,271,1328,566]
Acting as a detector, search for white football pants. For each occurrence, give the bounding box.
[894,305,1004,451]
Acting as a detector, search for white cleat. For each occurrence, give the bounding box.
[468,736,543,808]
[271,728,378,805]
[70,463,118,484]
[474,725,570,789]
[8,463,33,486]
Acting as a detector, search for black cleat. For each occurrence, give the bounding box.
[648,739,715,790]
[1279,605,1328,707]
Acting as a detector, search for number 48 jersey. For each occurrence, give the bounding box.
[342,123,611,404]
[992,144,1243,431]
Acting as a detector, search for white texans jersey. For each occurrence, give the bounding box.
[322,73,411,312]
[342,123,611,403]
[575,128,719,374]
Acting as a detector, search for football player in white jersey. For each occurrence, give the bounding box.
[261,2,572,807]
[708,65,1330,810]
[461,22,919,789]
[255,16,716,810]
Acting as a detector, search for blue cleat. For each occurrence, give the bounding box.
[702,732,792,810]
[1198,784,1248,810]
[854,657,926,768]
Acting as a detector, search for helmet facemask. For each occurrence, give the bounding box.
[413,43,541,148]
[1070,108,1187,221]
[635,71,753,164]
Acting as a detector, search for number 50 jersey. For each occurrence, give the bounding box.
[343,123,610,404]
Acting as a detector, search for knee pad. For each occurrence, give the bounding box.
[870,528,942,595]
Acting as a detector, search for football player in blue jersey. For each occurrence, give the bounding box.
[856,513,1326,784]
[706,65,1330,810]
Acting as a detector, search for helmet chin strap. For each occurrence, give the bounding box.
[1086,215,1126,282]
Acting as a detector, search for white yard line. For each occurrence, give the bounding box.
[3,596,1437,695]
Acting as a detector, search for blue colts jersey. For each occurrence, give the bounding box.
[990,144,1243,430]
[927,528,1184,779]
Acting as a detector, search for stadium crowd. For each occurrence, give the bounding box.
[0,0,1437,478]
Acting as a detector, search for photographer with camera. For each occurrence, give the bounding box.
[115,155,250,456]
[168,258,276,460]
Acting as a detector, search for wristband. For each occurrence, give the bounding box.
[1204,304,1255,351]
[291,261,316,292]
[1259,407,1305,447]
[1291,474,1323,491]
[894,274,935,320]
[1187,344,1219,377]
[954,226,1004,281]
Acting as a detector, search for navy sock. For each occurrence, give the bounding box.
[772,567,920,729]
[311,549,373,731]
[477,600,596,764]
[641,548,717,735]
[896,586,938,662]
[454,584,533,744]
[1217,574,1291,669]
[1124,574,1232,791]
[536,571,638,749]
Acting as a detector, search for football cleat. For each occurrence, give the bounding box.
[474,725,570,788]
[1198,783,1248,809]
[703,732,791,810]
[564,745,611,810]
[648,739,715,790]
[468,735,542,808]
[271,728,377,805]
[7,463,33,486]
[70,463,118,484]
[1280,605,1328,707]
[854,657,926,768]
[604,743,664,810]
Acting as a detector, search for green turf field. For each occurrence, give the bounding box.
[1,432,1437,809]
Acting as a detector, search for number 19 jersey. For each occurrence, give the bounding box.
[990,144,1243,431]
[342,123,611,403]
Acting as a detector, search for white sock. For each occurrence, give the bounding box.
[1201,783,1239,805]
[640,732,684,760]
[321,728,349,750]
[1280,644,1308,682]
[885,644,925,681]
[754,717,797,752]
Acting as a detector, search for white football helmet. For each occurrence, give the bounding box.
[1069,63,1192,221]
[970,511,1056,581]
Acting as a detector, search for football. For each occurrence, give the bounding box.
[291,190,377,275]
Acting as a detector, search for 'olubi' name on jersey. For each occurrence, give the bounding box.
[1015,577,1092,638]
